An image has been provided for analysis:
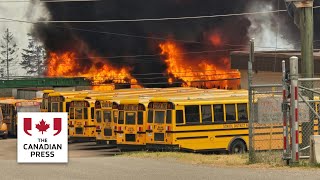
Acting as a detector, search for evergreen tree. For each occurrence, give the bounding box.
[0,28,18,79]
[20,33,46,76]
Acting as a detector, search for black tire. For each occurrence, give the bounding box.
[2,134,8,139]
[229,140,247,154]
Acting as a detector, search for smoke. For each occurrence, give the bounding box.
[246,0,298,51]
[33,0,299,86]
[0,0,48,76]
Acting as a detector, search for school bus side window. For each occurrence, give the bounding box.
[148,110,153,123]
[176,110,184,124]
[166,110,172,123]
[48,102,51,112]
[201,105,212,123]
[237,103,248,121]
[113,110,118,123]
[70,108,74,119]
[96,111,102,123]
[118,111,124,124]
[84,108,88,119]
[214,104,224,123]
[185,105,200,124]
[91,107,94,119]
[59,102,63,112]
[66,102,71,113]
[226,104,236,121]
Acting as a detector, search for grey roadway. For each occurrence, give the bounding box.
[0,157,320,180]
[1,139,320,180]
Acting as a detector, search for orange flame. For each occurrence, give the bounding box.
[160,41,240,89]
[47,52,142,90]
[210,34,222,46]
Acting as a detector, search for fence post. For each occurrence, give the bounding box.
[248,39,255,163]
[290,56,299,163]
[282,60,289,163]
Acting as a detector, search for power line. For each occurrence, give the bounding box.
[0,16,316,49]
[0,17,211,45]
[0,6,317,62]
[0,15,316,48]
[16,9,289,23]
[73,48,245,60]
[16,5,320,23]
[60,46,301,61]
[0,17,293,47]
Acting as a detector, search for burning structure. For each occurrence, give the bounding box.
[31,0,306,90]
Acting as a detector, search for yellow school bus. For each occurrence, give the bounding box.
[94,88,203,145]
[48,92,89,113]
[68,88,159,143]
[146,94,320,153]
[94,94,157,145]
[145,96,253,152]
[83,89,156,144]
[94,98,119,144]
[68,98,96,142]
[145,96,254,152]
[41,90,54,112]
[113,89,241,149]
[116,99,149,149]
[0,107,8,139]
[0,99,41,137]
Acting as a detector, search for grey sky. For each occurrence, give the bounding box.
[0,0,48,76]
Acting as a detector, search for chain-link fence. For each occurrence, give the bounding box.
[249,85,284,165]
[298,78,320,158]
[248,57,320,165]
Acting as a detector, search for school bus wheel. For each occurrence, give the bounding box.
[229,139,247,154]
[2,133,8,139]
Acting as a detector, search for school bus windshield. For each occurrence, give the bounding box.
[155,111,165,123]
[69,101,90,120]
[70,107,88,120]
[118,104,146,125]
[125,112,136,125]
[41,93,49,110]
[103,111,112,122]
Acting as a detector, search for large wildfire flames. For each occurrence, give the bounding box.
[36,0,303,90]
[159,42,240,89]
[47,52,141,90]
[46,40,240,90]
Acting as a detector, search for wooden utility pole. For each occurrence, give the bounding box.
[299,0,314,78]
[286,0,314,157]
[287,0,314,76]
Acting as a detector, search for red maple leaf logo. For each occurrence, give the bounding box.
[36,119,50,134]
